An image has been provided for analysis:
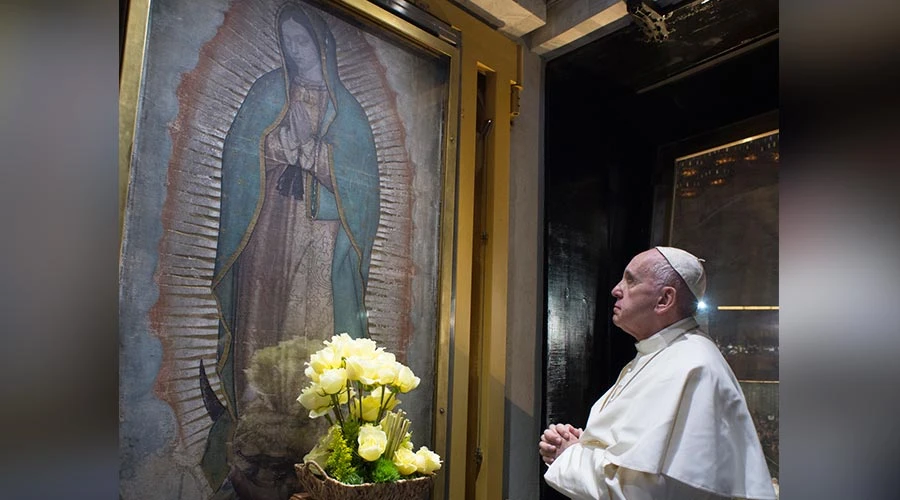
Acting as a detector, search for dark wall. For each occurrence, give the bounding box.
[540,17,778,498]
[542,69,655,426]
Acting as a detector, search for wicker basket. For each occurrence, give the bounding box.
[295,461,434,500]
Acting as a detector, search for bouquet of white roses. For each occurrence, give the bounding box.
[297,333,442,484]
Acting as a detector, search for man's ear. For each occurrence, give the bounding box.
[656,286,677,313]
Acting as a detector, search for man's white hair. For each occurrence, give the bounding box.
[649,257,697,317]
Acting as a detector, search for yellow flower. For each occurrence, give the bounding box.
[345,356,379,385]
[325,333,355,355]
[319,368,348,395]
[304,364,319,383]
[309,346,341,375]
[357,424,387,461]
[297,384,331,418]
[415,446,442,474]
[298,335,441,482]
[396,365,420,393]
[374,357,400,386]
[344,337,379,358]
[393,447,418,475]
[326,333,378,359]
[359,394,380,421]
[350,387,399,422]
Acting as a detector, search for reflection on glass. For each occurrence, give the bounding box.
[670,130,779,479]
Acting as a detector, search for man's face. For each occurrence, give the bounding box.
[611,251,661,340]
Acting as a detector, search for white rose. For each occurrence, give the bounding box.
[296,384,331,418]
[393,447,418,475]
[325,333,354,358]
[346,338,379,358]
[319,368,347,395]
[349,392,378,422]
[375,358,400,386]
[304,364,319,383]
[396,365,420,393]
[415,446,442,474]
[309,347,341,374]
[357,424,387,462]
[345,356,379,385]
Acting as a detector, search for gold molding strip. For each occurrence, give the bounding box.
[335,0,456,56]
[119,0,151,245]
[716,306,780,311]
[676,129,779,162]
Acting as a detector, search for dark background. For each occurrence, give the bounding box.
[541,0,778,497]
[2,0,898,499]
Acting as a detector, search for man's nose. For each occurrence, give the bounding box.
[611,282,622,297]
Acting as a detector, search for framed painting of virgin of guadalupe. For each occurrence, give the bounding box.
[119,0,459,498]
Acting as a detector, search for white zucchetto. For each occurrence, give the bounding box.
[655,246,707,301]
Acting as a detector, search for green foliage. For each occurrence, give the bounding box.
[342,469,364,485]
[325,427,363,484]
[369,457,401,483]
[322,423,404,484]
[342,418,361,447]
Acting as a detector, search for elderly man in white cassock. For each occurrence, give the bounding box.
[539,247,776,500]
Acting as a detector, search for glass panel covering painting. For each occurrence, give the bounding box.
[669,130,779,480]
[119,1,455,498]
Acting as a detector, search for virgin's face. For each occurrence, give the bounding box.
[280,18,320,69]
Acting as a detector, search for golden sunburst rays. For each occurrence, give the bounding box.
[150,0,419,467]
[150,0,283,466]
[328,20,416,361]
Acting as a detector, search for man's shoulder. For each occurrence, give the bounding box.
[659,332,735,380]
[665,330,719,356]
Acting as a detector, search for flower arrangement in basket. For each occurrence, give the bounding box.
[295,333,441,498]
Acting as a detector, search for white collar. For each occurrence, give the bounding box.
[635,316,698,355]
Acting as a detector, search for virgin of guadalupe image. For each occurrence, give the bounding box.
[202,3,380,498]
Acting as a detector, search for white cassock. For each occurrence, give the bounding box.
[544,317,776,500]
